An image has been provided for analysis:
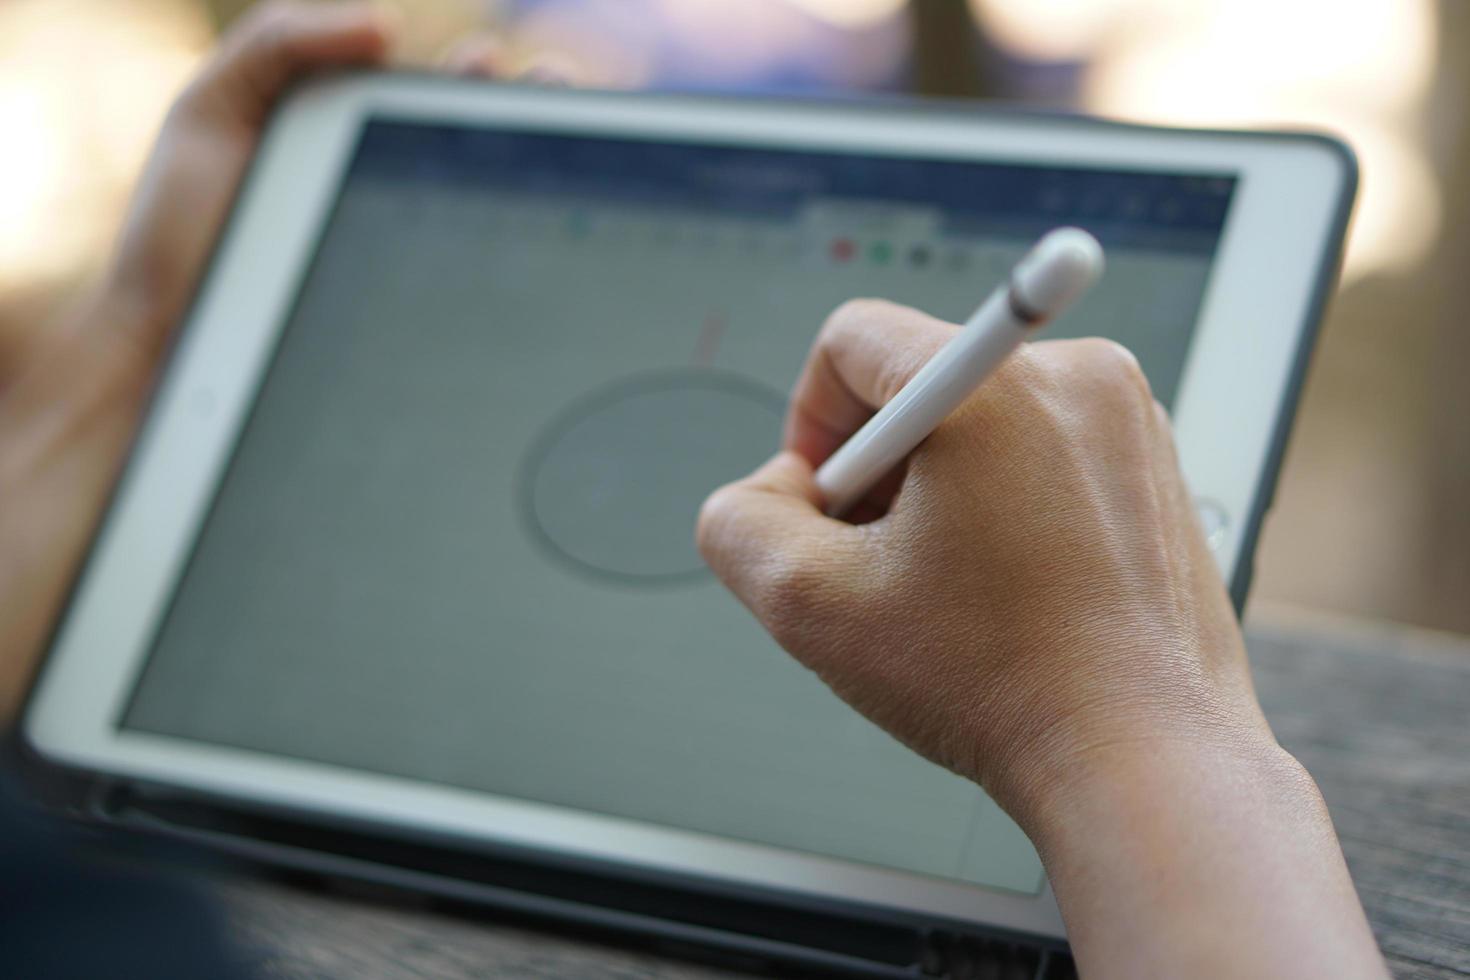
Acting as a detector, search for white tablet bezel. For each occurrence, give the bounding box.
[24,75,1353,942]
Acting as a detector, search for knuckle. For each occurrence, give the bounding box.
[754,550,830,645]
[1075,337,1152,401]
[250,0,299,30]
[240,1,300,56]
[693,485,740,563]
[235,1,284,37]
[820,297,890,340]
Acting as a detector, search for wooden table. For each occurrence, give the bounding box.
[215,606,1470,979]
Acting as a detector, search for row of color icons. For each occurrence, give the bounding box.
[828,236,972,271]
[561,210,982,271]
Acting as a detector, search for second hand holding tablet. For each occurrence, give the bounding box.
[814,227,1106,517]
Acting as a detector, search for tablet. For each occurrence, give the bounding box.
[24,76,1354,958]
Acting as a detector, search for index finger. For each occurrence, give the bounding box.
[784,298,958,467]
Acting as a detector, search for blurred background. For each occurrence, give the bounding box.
[1,0,1466,635]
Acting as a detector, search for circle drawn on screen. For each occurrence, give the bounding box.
[521,371,784,585]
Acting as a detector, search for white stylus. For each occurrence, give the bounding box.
[815,227,1105,517]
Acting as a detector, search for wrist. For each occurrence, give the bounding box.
[53,282,173,400]
[1015,735,1386,978]
[969,624,1275,839]
[1021,733,1315,864]
[91,272,175,360]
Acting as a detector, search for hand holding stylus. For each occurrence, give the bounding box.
[699,288,1386,980]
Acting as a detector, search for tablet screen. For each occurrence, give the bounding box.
[123,120,1234,895]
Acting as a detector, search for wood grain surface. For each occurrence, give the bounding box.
[217,607,1470,978]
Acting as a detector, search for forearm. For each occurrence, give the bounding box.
[1030,738,1386,979]
[0,296,152,720]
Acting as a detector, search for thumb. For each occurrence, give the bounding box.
[697,451,860,637]
[186,2,393,127]
[104,2,394,361]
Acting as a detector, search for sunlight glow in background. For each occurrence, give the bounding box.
[0,0,208,292]
[0,0,1444,296]
[971,0,1441,278]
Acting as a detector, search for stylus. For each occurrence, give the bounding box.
[814,227,1105,517]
